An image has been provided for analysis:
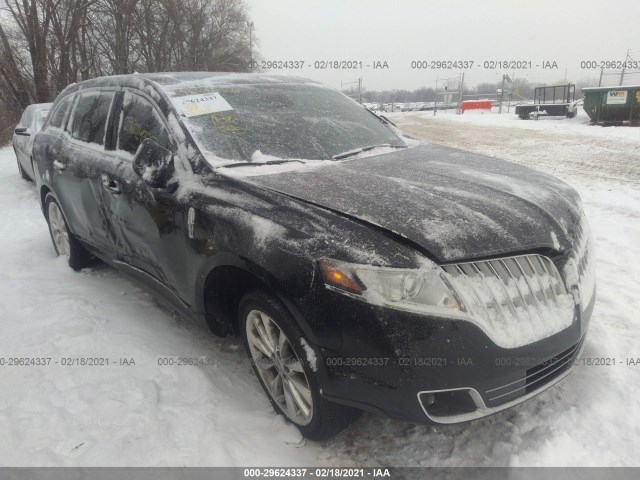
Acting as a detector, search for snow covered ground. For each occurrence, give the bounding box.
[1,108,639,466]
[390,109,640,185]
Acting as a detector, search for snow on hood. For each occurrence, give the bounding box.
[244,143,584,263]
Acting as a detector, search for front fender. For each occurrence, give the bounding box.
[193,251,338,347]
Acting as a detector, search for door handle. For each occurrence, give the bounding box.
[53,160,66,171]
[101,173,121,193]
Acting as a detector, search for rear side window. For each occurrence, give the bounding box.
[49,96,73,129]
[20,107,32,127]
[70,92,115,145]
[118,92,170,155]
[35,109,49,130]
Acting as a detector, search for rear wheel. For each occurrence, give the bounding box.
[239,290,361,440]
[45,194,95,270]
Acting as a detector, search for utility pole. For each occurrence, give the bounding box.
[341,78,363,104]
[620,49,630,86]
[498,74,506,114]
[457,72,465,114]
[598,68,604,87]
[498,74,511,114]
[434,76,438,116]
[247,21,254,71]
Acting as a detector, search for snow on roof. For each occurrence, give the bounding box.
[62,72,321,96]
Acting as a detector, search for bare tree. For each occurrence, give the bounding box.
[89,0,138,74]
[177,0,212,70]
[5,0,54,101]
[133,0,175,72]
[0,21,32,107]
[48,0,97,91]
[206,0,250,71]
[0,0,255,140]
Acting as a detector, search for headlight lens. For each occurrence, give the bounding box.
[319,259,466,316]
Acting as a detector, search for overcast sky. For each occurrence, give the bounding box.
[245,0,640,91]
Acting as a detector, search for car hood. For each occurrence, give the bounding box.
[244,144,583,263]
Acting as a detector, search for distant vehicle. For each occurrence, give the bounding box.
[515,84,578,120]
[13,102,52,181]
[401,103,421,112]
[34,73,594,440]
[419,103,436,111]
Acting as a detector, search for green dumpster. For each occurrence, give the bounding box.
[582,85,640,125]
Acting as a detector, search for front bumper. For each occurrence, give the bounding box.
[306,283,594,425]
[416,333,586,423]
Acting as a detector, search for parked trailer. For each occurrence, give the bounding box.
[515,84,577,119]
[582,85,640,125]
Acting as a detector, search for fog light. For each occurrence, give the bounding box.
[421,393,435,407]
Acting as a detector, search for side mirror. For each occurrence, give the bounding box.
[14,127,30,136]
[132,138,175,189]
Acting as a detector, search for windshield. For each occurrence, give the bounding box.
[170,83,405,162]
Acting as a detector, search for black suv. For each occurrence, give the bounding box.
[33,73,595,440]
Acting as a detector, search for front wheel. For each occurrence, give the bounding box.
[239,290,361,440]
[45,194,95,270]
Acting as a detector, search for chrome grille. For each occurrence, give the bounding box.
[441,254,575,348]
[443,254,567,321]
[574,217,596,310]
[560,214,596,312]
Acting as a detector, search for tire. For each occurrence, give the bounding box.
[239,290,361,440]
[44,193,95,270]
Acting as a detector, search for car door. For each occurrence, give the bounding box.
[14,107,32,168]
[52,89,119,253]
[98,89,191,303]
[24,107,48,177]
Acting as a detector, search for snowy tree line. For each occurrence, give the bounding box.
[0,0,254,141]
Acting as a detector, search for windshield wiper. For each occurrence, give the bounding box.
[221,159,305,168]
[365,108,399,127]
[332,144,407,160]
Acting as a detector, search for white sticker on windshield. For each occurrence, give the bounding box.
[175,92,233,117]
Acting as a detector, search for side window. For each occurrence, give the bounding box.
[118,92,170,155]
[70,91,115,145]
[35,109,49,130]
[20,108,32,128]
[49,96,73,129]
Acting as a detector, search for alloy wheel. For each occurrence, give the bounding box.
[48,202,70,257]
[246,309,313,425]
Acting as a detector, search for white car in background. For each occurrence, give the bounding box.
[12,102,52,181]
